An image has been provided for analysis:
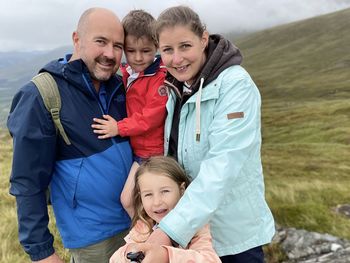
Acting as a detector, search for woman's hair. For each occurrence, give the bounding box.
[154,5,206,40]
[122,9,157,45]
[131,156,191,232]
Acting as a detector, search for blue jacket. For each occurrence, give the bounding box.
[7,56,133,261]
[159,35,275,256]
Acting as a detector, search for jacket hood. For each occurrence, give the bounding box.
[121,55,165,76]
[39,54,123,96]
[120,55,166,87]
[196,34,242,88]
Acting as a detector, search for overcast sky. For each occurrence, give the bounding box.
[1,0,350,52]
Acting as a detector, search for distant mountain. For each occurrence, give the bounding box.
[0,46,71,127]
[235,7,350,101]
[0,51,47,69]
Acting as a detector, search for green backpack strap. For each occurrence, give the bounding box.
[31,72,71,145]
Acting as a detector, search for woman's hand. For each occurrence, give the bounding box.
[146,228,172,246]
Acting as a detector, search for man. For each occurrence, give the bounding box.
[7,8,132,263]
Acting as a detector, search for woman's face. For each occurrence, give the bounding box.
[158,25,208,85]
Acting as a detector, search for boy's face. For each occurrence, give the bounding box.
[124,35,157,73]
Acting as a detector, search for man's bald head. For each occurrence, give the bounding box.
[76,7,122,37]
[70,7,124,90]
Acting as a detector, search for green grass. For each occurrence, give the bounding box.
[260,99,350,262]
[0,130,70,262]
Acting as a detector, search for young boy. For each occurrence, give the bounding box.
[92,10,167,217]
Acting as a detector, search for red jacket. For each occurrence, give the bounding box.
[118,56,167,158]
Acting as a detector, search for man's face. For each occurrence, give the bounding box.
[73,11,124,88]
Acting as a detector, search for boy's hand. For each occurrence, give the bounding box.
[92,115,119,139]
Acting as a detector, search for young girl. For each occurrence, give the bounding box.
[109,156,221,263]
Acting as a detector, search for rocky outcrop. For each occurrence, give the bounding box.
[273,226,350,262]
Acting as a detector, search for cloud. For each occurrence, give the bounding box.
[0,0,349,52]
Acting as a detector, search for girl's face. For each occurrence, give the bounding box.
[158,25,208,85]
[138,172,185,223]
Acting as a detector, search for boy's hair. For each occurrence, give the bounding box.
[131,156,190,232]
[122,9,157,45]
[155,5,206,40]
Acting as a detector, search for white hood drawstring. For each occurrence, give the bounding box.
[195,77,205,142]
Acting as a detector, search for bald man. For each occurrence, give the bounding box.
[8,8,133,263]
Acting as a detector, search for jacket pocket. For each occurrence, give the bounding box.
[51,158,84,209]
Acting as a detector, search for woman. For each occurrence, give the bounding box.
[145,6,275,263]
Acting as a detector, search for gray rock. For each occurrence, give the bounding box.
[271,226,350,263]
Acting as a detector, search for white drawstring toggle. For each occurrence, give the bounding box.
[195,77,204,142]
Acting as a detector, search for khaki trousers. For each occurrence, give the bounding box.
[69,230,128,263]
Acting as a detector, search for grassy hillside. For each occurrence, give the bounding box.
[236,7,350,101]
[235,8,350,239]
[0,129,69,262]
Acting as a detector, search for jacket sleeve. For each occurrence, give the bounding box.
[117,73,167,137]
[159,67,263,247]
[110,221,149,263]
[110,243,130,263]
[162,225,221,263]
[7,82,57,261]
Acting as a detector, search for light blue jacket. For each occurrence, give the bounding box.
[159,65,275,256]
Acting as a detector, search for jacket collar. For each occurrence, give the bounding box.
[40,54,123,96]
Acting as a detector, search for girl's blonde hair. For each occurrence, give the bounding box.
[154,5,206,40]
[131,156,190,232]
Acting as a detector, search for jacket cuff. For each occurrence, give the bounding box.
[159,211,194,248]
[29,246,55,261]
[117,121,128,137]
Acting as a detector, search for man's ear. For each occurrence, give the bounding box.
[72,31,80,50]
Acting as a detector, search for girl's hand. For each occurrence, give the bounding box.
[142,245,168,263]
[32,253,65,263]
[92,115,119,139]
[125,243,168,263]
[109,243,141,263]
